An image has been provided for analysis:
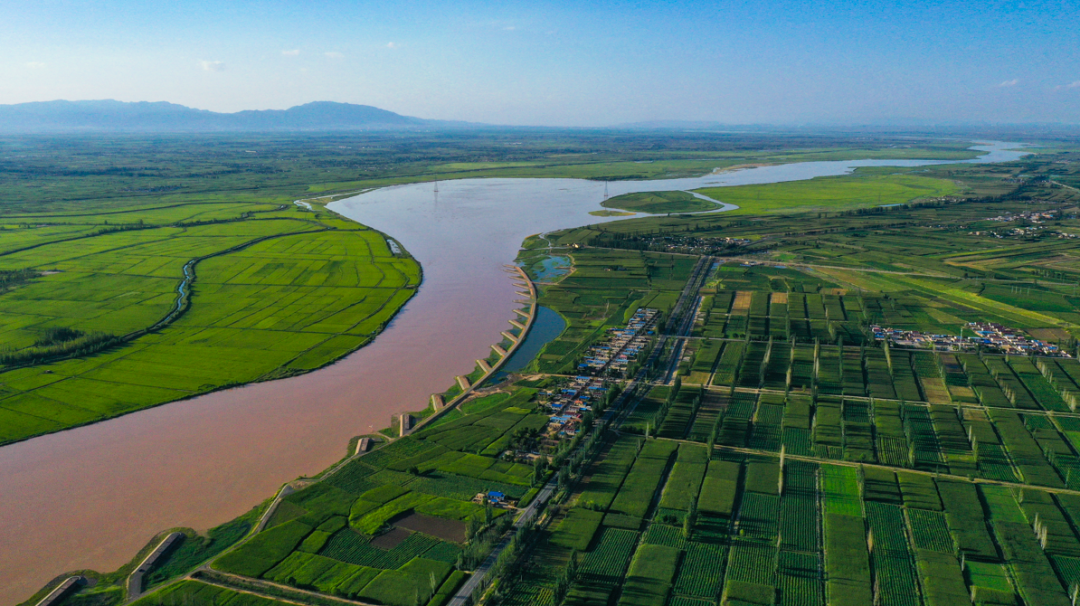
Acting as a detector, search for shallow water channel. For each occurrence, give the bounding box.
[0,143,1026,603]
[489,307,567,383]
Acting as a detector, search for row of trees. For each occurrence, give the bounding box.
[0,329,119,368]
[0,268,37,293]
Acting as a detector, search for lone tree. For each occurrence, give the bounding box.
[683,498,698,540]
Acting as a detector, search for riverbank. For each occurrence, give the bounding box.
[7,142,1030,605]
[410,264,539,433]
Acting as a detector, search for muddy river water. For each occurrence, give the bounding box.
[0,143,1026,604]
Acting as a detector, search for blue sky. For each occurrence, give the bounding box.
[2,0,1078,125]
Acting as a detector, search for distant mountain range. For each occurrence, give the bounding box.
[0,100,472,132]
[3,101,1076,134]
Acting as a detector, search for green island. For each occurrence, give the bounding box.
[601,191,720,214]
[15,134,1080,606]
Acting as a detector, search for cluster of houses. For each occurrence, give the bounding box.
[467,309,663,506]
[512,308,661,455]
[985,210,1059,223]
[967,226,1045,239]
[968,226,1077,240]
[966,322,1071,356]
[576,235,751,255]
[636,235,752,256]
[962,210,1080,239]
[577,308,659,377]
[472,373,615,508]
[871,322,1071,357]
[534,376,608,444]
[473,490,514,508]
[871,325,972,351]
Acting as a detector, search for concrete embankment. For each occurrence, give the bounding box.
[127,532,183,598]
[408,265,539,434]
[36,577,82,606]
[397,413,413,435]
[356,437,371,455]
[254,485,296,533]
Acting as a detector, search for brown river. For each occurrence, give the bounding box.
[0,144,1025,604]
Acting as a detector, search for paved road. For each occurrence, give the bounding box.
[447,254,713,606]
[198,570,371,606]
[448,482,556,606]
[659,256,713,384]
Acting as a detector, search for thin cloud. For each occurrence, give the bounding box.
[25,61,47,69]
[477,19,520,31]
[325,51,344,59]
[996,79,1019,88]
[200,60,225,72]
[1061,81,1080,90]
[386,42,398,49]
[282,49,300,56]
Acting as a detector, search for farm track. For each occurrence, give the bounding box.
[524,373,1080,423]
[655,435,1080,499]
[716,256,956,278]
[450,249,713,606]
[195,569,378,606]
[181,577,316,606]
[656,256,713,384]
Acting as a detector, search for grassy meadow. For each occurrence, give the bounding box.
[695,173,960,215]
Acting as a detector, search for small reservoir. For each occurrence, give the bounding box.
[490,306,566,383]
[533,256,572,281]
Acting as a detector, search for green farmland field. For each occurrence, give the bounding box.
[20,132,1080,606]
[695,173,959,215]
[491,149,1080,606]
[0,202,419,445]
